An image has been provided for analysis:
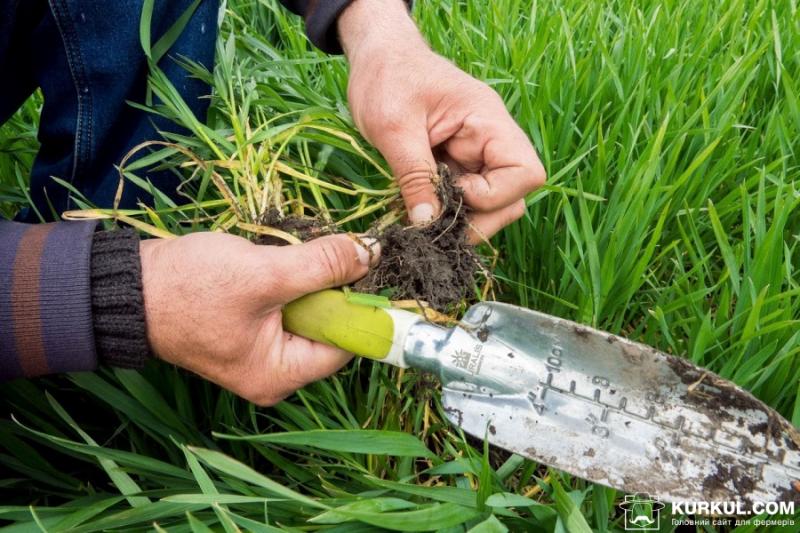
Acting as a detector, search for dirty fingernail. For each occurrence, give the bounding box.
[410,203,435,224]
[354,236,380,266]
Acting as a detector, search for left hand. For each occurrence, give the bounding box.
[338,0,546,242]
[140,232,379,406]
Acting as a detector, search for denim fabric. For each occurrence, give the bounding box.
[0,0,218,221]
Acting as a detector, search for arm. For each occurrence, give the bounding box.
[139,232,379,405]
[338,0,546,236]
[280,0,546,238]
[0,220,152,381]
[1,220,99,380]
[277,0,412,54]
[2,217,379,405]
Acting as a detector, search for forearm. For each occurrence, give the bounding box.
[0,220,98,380]
[277,0,414,54]
[0,220,148,382]
[337,0,423,64]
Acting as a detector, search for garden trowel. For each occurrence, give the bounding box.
[283,290,800,505]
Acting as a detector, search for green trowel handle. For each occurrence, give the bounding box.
[283,290,406,362]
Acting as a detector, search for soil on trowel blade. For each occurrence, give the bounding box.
[355,163,481,309]
[666,355,800,449]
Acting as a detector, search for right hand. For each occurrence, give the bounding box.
[339,0,545,240]
[139,232,379,406]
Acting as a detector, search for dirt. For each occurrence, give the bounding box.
[667,355,763,421]
[254,208,333,245]
[254,164,480,310]
[666,355,800,454]
[573,326,591,339]
[443,406,464,427]
[696,453,800,510]
[354,163,482,310]
[747,420,782,441]
[701,461,756,502]
[777,483,800,504]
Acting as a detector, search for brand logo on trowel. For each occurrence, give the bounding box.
[621,493,664,531]
[450,345,484,375]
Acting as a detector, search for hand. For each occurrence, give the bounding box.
[140,232,379,405]
[339,0,546,241]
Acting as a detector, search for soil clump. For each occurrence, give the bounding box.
[254,209,333,245]
[355,163,481,309]
[255,164,481,310]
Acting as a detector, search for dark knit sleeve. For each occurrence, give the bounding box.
[90,229,149,369]
[1,219,99,381]
[278,0,413,54]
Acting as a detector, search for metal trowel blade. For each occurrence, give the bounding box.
[434,302,800,505]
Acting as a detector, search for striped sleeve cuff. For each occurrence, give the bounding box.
[0,220,99,381]
[280,0,413,54]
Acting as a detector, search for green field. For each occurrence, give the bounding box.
[1,0,799,530]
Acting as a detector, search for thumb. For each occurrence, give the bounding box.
[375,126,441,224]
[271,234,381,302]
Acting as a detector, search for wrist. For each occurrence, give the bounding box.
[139,238,169,360]
[91,229,150,368]
[338,0,425,66]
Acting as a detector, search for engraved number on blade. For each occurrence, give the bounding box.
[525,344,800,481]
[586,413,610,438]
[546,346,563,373]
[593,376,610,388]
[527,391,546,415]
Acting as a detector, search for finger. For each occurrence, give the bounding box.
[267,233,381,302]
[235,315,353,406]
[278,330,353,390]
[446,113,546,212]
[466,200,527,244]
[372,123,441,223]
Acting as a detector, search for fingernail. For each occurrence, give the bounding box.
[410,203,435,224]
[354,236,380,266]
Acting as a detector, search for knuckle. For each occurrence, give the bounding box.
[377,106,411,136]
[397,168,436,198]
[315,240,353,286]
[382,116,406,136]
[508,200,527,224]
[252,395,279,407]
[282,360,309,391]
[237,381,278,407]
[524,160,547,191]
[460,113,486,136]
[464,79,497,99]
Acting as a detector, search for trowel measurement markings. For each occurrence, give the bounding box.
[545,346,563,373]
[585,413,610,438]
[530,346,789,464]
[534,380,765,456]
[540,369,661,424]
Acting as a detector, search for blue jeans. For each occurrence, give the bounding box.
[0,0,218,221]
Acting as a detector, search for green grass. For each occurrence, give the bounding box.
[1,0,799,530]
[0,92,40,220]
